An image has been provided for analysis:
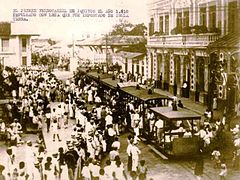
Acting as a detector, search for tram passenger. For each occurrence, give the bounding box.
[147,110,154,133]
[154,119,164,144]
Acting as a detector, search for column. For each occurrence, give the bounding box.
[169,52,175,94]
[139,60,142,75]
[134,62,137,75]
[170,53,174,86]
[225,1,228,34]
[170,4,176,31]
[180,55,184,86]
[153,51,157,80]
[182,8,184,27]
[155,15,159,32]
[144,55,148,79]
[206,2,209,28]
[197,3,201,25]
[216,0,220,28]
[221,0,225,35]
[163,15,165,34]
[161,53,165,85]
[190,51,196,100]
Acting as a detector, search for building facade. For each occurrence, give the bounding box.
[146,0,240,108]
[0,22,38,67]
[112,51,145,75]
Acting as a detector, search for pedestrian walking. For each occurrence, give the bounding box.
[131,142,141,172]
[51,120,61,142]
[45,106,51,133]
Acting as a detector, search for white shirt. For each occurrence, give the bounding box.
[112,141,120,150]
[105,115,113,126]
[155,120,163,129]
[126,144,133,156]
[131,145,141,157]
[81,166,91,179]
[90,164,100,177]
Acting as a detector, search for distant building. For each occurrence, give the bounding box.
[0,22,39,67]
[147,0,239,109]
[31,38,51,54]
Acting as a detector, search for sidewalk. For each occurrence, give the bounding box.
[153,87,207,115]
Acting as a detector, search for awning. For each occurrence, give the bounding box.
[208,32,240,49]
[76,35,146,46]
[116,51,144,59]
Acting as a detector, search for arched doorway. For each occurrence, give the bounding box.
[182,56,190,98]
[164,54,170,90]
[157,54,162,88]
[150,53,154,79]
[174,55,181,95]
[196,57,205,92]
[157,54,162,79]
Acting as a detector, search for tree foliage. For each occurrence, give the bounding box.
[31,52,59,66]
[110,20,147,36]
[47,38,57,46]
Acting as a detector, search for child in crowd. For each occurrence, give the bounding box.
[211,149,221,168]
[138,160,148,180]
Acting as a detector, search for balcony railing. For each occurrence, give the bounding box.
[147,33,219,48]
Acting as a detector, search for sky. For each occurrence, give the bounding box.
[0,0,149,41]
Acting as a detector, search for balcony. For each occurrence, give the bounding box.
[147,33,220,48]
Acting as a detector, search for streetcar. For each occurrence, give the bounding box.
[148,106,202,157]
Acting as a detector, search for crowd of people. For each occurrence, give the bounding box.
[0,66,148,180]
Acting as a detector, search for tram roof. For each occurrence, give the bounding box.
[150,106,201,121]
[120,86,170,101]
[87,71,112,79]
[101,78,120,88]
[77,68,113,80]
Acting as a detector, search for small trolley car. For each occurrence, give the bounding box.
[149,106,202,157]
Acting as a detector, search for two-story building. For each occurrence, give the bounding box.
[0,22,38,67]
[146,0,239,110]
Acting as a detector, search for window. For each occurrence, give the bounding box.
[1,39,9,52]
[200,7,206,26]
[165,15,169,34]
[159,16,163,33]
[149,18,154,36]
[209,6,216,29]
[183,11,189,27]
[22,57,27,66]
[177,12,182,28]
[22,38,27,52]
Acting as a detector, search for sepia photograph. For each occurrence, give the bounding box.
[0,0,239,179]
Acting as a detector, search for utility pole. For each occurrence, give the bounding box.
[72,33,75,58]
[105,33,108,73]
